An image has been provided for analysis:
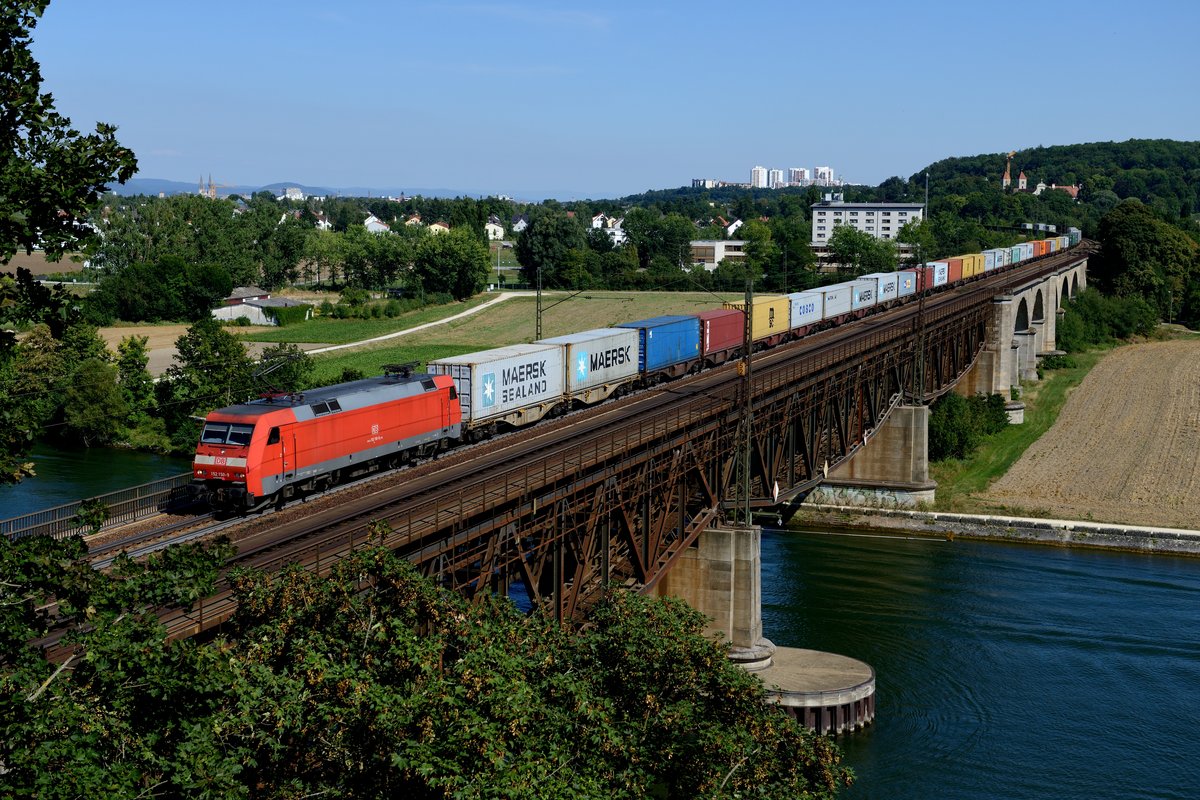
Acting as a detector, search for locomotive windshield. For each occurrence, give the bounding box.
[200,422,255,446]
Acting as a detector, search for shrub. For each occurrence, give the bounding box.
[928,392,1009,461]
[264,304,312,326]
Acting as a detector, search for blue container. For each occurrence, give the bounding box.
[616,315,701,374]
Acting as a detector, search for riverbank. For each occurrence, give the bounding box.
[794,503,1200,557]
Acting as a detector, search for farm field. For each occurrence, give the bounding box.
[977,339,1200,529]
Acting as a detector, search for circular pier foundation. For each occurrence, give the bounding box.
[756,647,875,735]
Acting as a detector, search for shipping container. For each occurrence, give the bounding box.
[695,308,744,365]
[946,258,964,284]
[815,283,853,320]
[427,343,565,428]
[983,250,1001,271]
[860,272,899,303]
[919,262,949,292]
[895,270,918,298]
[788,290,824,330]
[615,315,701,376]
[850,279,878,312]
[722,295,791,344]
[538,327,639,405]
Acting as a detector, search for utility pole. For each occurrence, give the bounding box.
[536,265,543,340]
[735,278,755,526]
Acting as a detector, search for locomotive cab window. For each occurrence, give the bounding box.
[267,427,280,445]
[228,424,254,446]
[201,423,229,444]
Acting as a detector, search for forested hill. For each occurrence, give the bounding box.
[918,139,1200,216]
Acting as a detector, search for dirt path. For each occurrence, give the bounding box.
[981,339,1200,529]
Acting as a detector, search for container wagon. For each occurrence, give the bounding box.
[615,315,702,380]
[695,308,745,367]
[427,343,565,437]
[538,327,639,407]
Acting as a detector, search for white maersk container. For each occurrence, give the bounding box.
[539,328,639,405]
[927,261,950,287]
[860,272,899,303]
[788,290,824,330]
[850,279,878,311]
[816,284,853,321]
[427,343,565,429]
[895,270,917,298]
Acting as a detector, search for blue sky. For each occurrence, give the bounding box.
[31,0,1199,200]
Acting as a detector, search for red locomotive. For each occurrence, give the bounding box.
[191,366,461,512]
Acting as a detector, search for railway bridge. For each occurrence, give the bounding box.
[66,248,1090,665]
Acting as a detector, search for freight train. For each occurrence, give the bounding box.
[191,231,1081,512]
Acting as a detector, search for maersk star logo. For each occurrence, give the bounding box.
[576,351,589,381]
[481,372,496,407]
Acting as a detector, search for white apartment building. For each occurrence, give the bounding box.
[813,166,835,185]
[768,168,784,189]
[788,167,809,185]
[810,195,924,245]
[750,166,768,188]
[690,240,746,271]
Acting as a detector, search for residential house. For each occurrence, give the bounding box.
[511,214,530,233]
[364,213,390,233]
[484,221,505,240]
[428,221,450,235]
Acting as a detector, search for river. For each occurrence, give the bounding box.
[763,527,1200,800]
[0,442,190,519]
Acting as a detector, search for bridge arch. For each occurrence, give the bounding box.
[1062,276,1071,303]
[1015,297,1029,332]
[1033,289,1045,323]
[1072,273,1079,294]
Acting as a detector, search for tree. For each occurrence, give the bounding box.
[0,537,852,798]
[158,318,255,450]
[413,227,490,300]
[515,210,587,287]
[255,342,314,393]
[116,334,155,418]
[0,2,137,264]
[61,357,127,445]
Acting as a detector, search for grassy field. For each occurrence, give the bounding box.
[237,295,497,344]
[304,290,740,378]
[930,349,1107,513]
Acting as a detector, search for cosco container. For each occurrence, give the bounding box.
[788,290,824,330]
[538,327,639,404]
[722,295,791,343]
[615,315,701,375]
[816,284,852,320]
[895,270,917,298]
[427,343,564,426]
[860,272,899,303]
[850,279,878,312]
[695,309,744,364]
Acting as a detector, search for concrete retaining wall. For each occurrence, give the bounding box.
[795,504,1200,557]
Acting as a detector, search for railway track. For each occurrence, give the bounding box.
[42,246,1090,658]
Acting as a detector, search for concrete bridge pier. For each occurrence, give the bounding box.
[1016,330,1039,381]
[654,524,876,734]
[805,404,936,508]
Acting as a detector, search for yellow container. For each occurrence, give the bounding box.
[723,295,791,341]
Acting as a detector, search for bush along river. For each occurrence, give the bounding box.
[762,527,1200,800]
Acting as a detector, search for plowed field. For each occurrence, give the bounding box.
[982,340,1200,528]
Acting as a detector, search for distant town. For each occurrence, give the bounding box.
[692,165,846,191]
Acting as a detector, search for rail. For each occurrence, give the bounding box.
[0,471,194,542]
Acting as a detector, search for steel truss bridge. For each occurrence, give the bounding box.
[340,250,1088,624]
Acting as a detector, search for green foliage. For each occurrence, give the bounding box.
[61,357,127,446]
[85,255,233,323]
[515,209,588,287]
[255,341,314,393]
[1093,199,1198,323]
[262,302,311,326]
[1055,288,1159,352]
[0,1,137,263]
[929,393,1010,461]
[413,227,491,300]
[157,318,255,447]
[0,538,851,798]
[73,497,109,534]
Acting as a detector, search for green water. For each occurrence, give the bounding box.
[763,528,1200,799]
[0,442,190,520]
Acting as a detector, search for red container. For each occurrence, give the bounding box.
[694,308,744,363]
[946,258,964,284]
[1033,239,1048,257]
